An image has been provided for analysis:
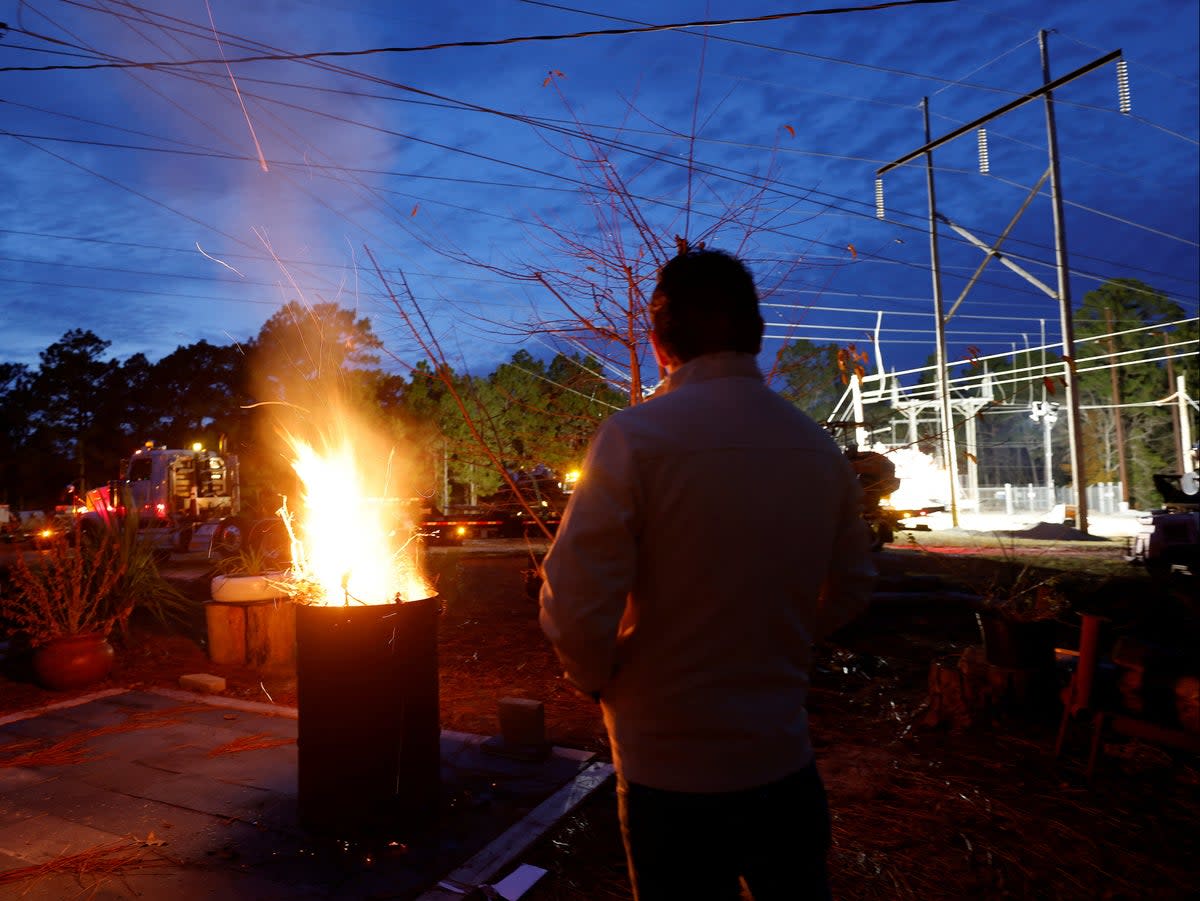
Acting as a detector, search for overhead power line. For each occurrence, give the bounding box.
[11,1,1192,300]
[523,0,1019,95]
[0,1,957,73]
[7,0,1190,374]
[9,113,1179,308]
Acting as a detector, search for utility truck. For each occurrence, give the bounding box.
[824,422,944,551]
[79,442,241,555]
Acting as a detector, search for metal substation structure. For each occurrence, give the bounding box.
[874,31,1132,534]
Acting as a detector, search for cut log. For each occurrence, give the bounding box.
[206,598,296,668]
[923,650,983,731]
[246,600,296,668]
[923,645,1057,730]
[206,602,248,666]
[1177,676,1199,734]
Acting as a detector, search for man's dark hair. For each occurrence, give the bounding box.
[650,249,764,362]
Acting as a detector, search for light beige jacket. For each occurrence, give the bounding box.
[540,352,875,792]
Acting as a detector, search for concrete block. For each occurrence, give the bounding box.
[499,697,545,747]
[481,697,550,760]
[179,673,226,694]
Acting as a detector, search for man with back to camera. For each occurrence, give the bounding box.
[539,247,876,900]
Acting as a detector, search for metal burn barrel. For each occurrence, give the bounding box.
[296,594,441,836]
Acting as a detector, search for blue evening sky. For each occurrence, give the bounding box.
[1,0,1196,394]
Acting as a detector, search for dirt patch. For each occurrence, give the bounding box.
[1,550,604,752]
[995,521,1109,542]
[2,541,1198,900]
[515,546,1200,901]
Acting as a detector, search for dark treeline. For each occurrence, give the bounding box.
[2,279,1193,514]
[0,302,626,513]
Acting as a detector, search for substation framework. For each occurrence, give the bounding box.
[871,31,1131,533]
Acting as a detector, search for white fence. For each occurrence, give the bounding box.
[977,482,1125,516]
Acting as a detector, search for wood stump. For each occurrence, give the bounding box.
[205,599,295,668]
[924,645,1055,730]
[205,602,247,666]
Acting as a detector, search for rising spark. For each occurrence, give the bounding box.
[205,0,269,173]
[195,242,244,277]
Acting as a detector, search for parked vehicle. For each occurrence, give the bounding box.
[418,504,509,544]
[1127,471,1199,577]
[72,441,557,563]
[480,468,575,538]
[78,442,242,556]
[0,509,53,544]
[828,426,942,551]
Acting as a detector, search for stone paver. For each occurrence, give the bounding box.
[0,689,605,899]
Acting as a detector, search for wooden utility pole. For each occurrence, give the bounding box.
[1163,331,1183,471]
[923,98,959,526]
[1040,30,1090,533]
[1105,308,1130,504]
[1178,375,1195,475]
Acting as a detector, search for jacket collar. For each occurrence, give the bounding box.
[658,352,762,396]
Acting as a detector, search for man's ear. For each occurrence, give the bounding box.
[649,330,677,374]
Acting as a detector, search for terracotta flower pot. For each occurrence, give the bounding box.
[32,632,116,691]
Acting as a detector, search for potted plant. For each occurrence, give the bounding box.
[204,529,296,667]
[1,488,193,689]
[210,539,291,603]
[1,521,134,690]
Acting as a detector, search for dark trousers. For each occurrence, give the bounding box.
[617,761,833,901]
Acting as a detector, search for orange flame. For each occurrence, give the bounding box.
[281,428,430,606]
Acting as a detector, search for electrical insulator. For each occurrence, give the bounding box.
[1116,59,1131,114]
[874,178,885,219]
[977,128,990,174]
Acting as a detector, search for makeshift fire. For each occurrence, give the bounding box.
[277,422,442,837]
[280,429,431,606]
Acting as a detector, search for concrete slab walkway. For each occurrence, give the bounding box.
[0,689,611,900]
